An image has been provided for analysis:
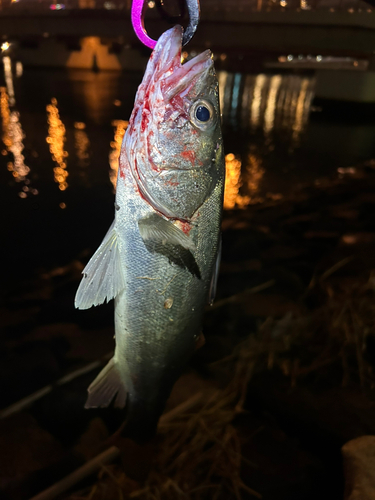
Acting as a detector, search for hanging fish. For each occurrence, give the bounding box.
[75,25,224,441]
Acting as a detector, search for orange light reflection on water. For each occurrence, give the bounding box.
[0,87,11,149]
[8,111,30,182]
[246,151,265,202]
[0,86,31,187]
[74,121,90,175]
[224,151,266,210]
[46,98,69,191]
[224,153,250,210]
[109,119,128,190]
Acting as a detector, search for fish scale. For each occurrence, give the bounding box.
[114,185,222,439]
[75,25,224,441]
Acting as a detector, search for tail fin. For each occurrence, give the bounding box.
[85,358,127,409]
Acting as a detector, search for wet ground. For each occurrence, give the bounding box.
[3,63,375,499]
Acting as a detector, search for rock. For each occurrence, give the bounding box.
[342,436,375,500]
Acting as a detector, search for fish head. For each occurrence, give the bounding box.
[124,26,224,220]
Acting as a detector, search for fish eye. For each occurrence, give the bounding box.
[190,99,216,131]
[195,105,210,122]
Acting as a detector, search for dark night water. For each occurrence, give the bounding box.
[2,62,375,288]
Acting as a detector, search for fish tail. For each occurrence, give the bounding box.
[85,357,127,409]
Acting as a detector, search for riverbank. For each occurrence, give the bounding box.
[2,161,375,499]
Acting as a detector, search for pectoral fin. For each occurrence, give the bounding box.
[138,213,195,251]
[139,213,200,278]
[75,221,125,310]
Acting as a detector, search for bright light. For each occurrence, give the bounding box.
[16,61,23,77]
[316,55,323,62]
[1,42,10,52]
[47,98,69,192]
[287,54,293,61]
[148,1,155,7]
[50,3,65,9]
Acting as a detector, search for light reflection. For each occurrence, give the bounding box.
[0,88,12,149]
[74,121,90,172]
[68,70,121,124]
[109,119,128,190]
[3,57,15,106]
[264,75,282,138]
[230,73,242,124]
[16,62,23,77]
[8,111,30,181]
[224,153,250,210]
[241,75,251,126]
[67,37,121,72]
[46,98,69,191]
[217,71,228,122]
[251,74,266,130]
[245,150,265,202]
[218,71,315,210]
[300,0,311,9]
[219,71,314,145]
[292,78,312,147]
[1,62,31,191]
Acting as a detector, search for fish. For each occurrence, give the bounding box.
[75,25,225,442]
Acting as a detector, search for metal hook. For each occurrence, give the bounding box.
[131,0,200,50]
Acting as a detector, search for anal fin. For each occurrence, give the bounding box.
[85,358,127,409]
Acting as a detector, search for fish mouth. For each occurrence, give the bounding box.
[153,25,213,101]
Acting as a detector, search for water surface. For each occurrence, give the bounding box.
[2,61,375,287]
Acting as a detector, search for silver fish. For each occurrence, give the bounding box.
[75,25,224,440]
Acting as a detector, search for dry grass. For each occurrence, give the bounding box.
[74,336,262,500]
[261,268,375,390]
[73,263,375,500]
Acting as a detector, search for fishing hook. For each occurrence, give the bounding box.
[131,0,200,50]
